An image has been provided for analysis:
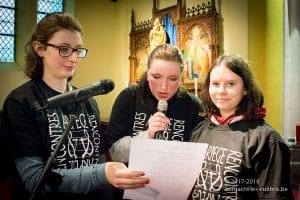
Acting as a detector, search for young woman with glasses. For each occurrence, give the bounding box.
[2,12,149,200]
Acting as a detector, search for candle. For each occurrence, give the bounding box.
[188,57,193,80]
[194,77,198,97]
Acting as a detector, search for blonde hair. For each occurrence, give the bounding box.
[147,43,184,72]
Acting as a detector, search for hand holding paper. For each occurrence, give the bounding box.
[124,139,208,200]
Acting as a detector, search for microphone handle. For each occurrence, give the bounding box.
[155,131,165,140]
[155,110,167,140]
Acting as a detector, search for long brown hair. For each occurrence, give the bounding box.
[24,12,83,80]
[200,54,263,119]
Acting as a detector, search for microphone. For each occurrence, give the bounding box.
[155,99,168,140]
[44,79,114,109]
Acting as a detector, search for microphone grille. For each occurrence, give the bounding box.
[96,79,115,94]
[157,99,168,112]
[102,79,115,91]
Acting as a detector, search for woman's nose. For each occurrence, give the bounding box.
[69,51,79,62]
[218,84,227,93]
[161,78,168,91]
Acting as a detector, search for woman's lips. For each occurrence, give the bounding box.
[158,92,168,99]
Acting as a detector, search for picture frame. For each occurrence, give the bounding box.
[129,0,219,92]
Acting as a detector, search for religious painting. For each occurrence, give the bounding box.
[134,37,150,83]
[182,24,212,85]
[129,0,219,90]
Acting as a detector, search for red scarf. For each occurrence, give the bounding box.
[254,107,266,119]
[211,114,243,125]
[211,107,267,125]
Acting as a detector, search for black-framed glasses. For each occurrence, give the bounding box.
[44,43,88,58]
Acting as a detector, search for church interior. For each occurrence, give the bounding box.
[0,0,300,199]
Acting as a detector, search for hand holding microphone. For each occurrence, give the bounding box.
[147,100,169,139]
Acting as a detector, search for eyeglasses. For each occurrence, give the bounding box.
[44,43,88,58]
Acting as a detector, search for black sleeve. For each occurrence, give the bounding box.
[105,87,135,147]
[3,92,45,158]
[0,109,15,180]
[191,95,205,127]
[187,94,205,140]
[255,131,293,199]
[189,119,207,142]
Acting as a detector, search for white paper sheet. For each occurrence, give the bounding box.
[123,139,208,200]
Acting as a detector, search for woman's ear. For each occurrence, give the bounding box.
[244,90,247,95]
[33,41,45,57]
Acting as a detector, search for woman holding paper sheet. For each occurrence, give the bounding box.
[189,55,292,199]
[2,12,149,200]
